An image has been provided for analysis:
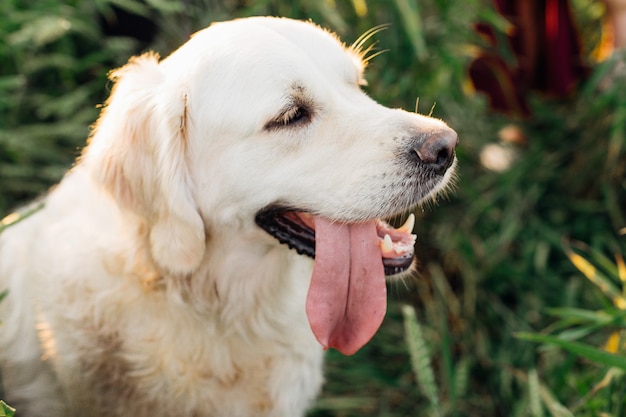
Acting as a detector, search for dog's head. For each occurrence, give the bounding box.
[84,17,457,354]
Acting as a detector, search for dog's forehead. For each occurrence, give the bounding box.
[246,17,357,65]
[171,17,364,87]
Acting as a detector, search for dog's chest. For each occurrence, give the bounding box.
[64,315,300,416]
[49,261,322,417]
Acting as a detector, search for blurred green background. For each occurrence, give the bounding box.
[1,0,625,416]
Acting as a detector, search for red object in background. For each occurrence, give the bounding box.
[470,0,588,116]
[469,53,532,116]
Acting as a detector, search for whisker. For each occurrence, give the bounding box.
[350,24,390,62]
[428,102,437,117]
[362,48,389,64]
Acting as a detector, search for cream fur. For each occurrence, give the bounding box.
[0,17,456,417]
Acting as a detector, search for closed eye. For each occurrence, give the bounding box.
[265,105,311,130]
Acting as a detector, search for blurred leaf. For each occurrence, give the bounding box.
[529,368,544,417]
[0,203,44,234]
[0,401,15,417]
[476,7,513,34]
[101,0,151,17]
[617,254,626,284]
[563,240,625,309]
[145,0,183,13]
[604,331,620,354]
[0,75,26,91]
[20,54,78,75]
[392,0,427,61]
[8,15,72,47]
[313,396,377,411]
[452,357,469,405]
[546,307,623,327]
[570,367,624,412]
[35,87,94,119]
[538,382,575,417]
[517,333,626,370]
[349,0,367,17]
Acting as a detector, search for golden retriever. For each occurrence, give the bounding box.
[0,17,457,417]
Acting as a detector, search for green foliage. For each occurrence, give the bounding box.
[0,401,15,417]
[517,240,626,416]
[1,0,104,211]
[0,0,179,213]
[520,333,626,371]
[413,18,625,414]
[402,305,441,417]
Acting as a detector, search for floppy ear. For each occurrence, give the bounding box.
[84,52,206,275]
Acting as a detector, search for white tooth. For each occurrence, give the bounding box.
[398,213,415,233]
[381,234,393,253]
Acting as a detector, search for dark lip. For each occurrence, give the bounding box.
[255,207,414,276]
[255,208,315,258]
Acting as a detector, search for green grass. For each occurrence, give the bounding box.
[0,401,15,417]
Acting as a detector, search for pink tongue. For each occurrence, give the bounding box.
[305,217,387,355]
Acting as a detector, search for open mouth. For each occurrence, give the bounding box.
[255,209,417,275]
[255,207,417,356]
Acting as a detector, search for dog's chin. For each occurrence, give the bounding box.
[254,207,417,277]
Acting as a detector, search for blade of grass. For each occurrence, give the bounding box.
[538,381,575,417]
[392,0,427,61]
[546,307,617,325]
[349,0,367,17]
[402,304,441,417]
[0,203,44,235]
[0,401,15,417]
[513,369,574,417]
[452,357,469,406]
[517,332,626,370]
[529,368,544,417]
[571,368,624,412]
[563,239,626,309]
[571,239,621,282]
[428,262,461,404]
[617,253,626,284]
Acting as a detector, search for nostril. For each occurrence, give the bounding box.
[435,147,452,166]
[415,146,450,165]
[413,129,458,174]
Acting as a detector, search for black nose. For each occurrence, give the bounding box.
[413,129,458,175]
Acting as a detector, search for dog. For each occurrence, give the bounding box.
[0,16,457,417]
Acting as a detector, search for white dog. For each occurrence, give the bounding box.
[0,17,457,417]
